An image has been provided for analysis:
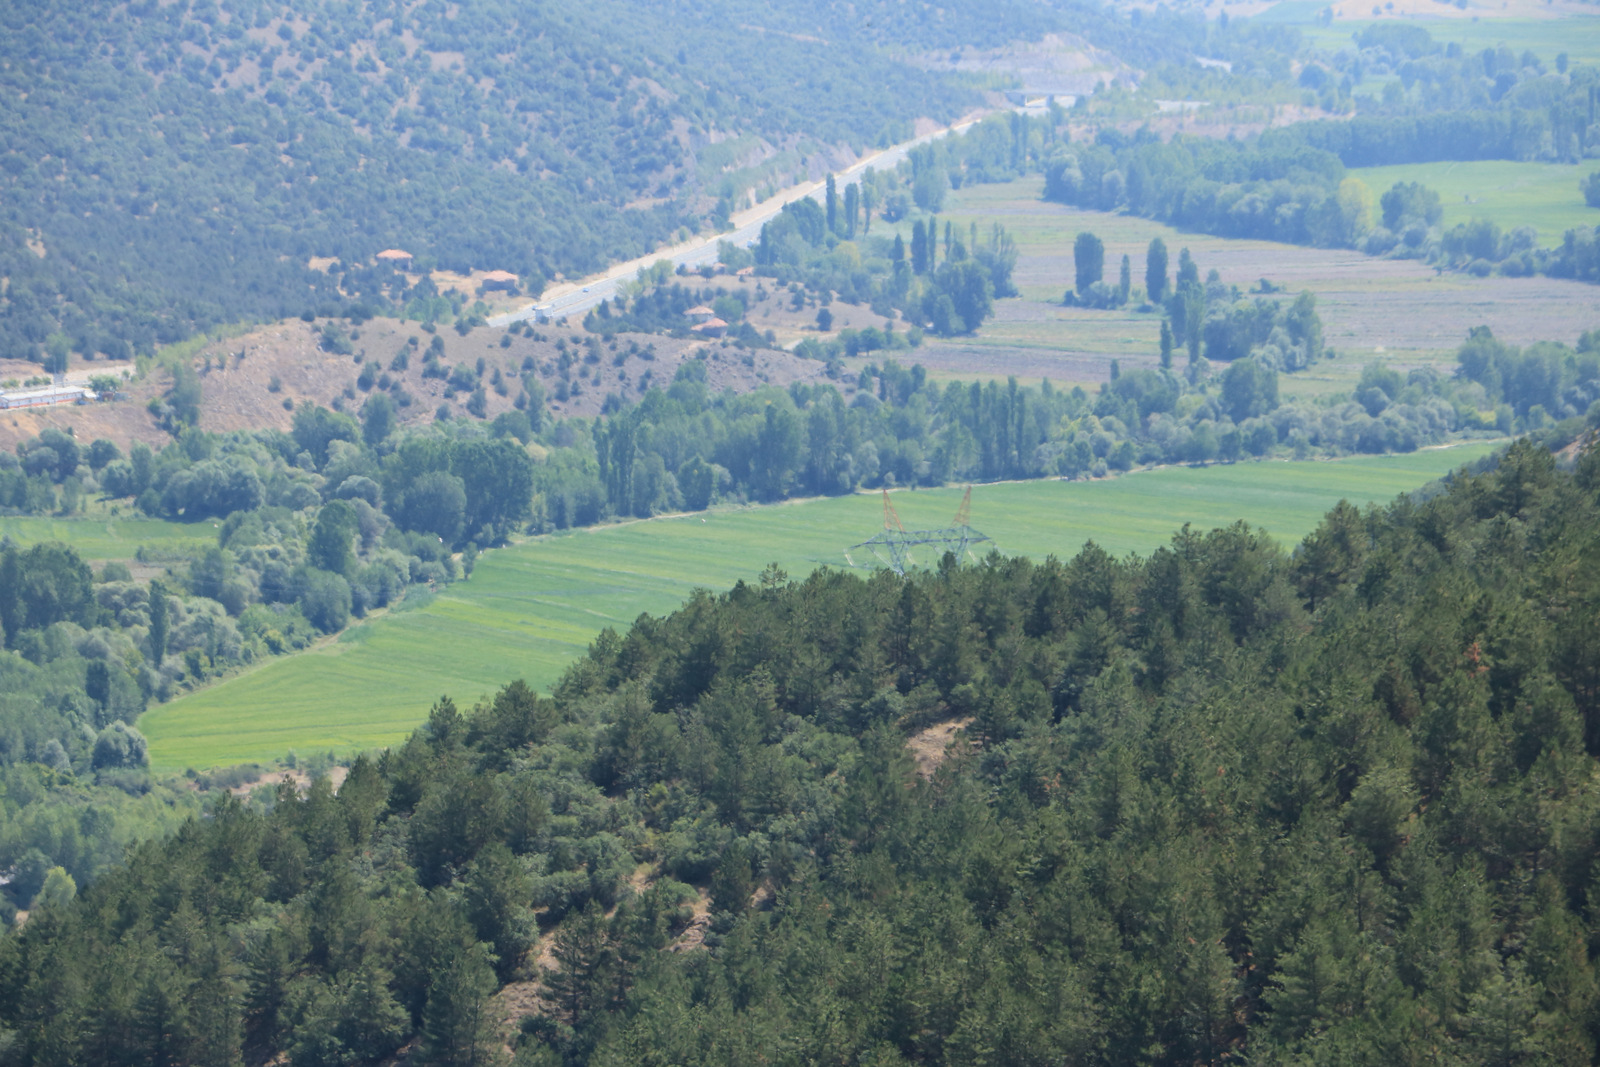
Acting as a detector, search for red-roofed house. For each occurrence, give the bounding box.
[376,249,413,269]
[480,270,520,292]
[690,317,728,337]
[684,305,716,324]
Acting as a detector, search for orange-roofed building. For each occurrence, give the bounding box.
[481,270,520,292]
[376,249,413,269]
[690,317,728,337]
[684,305,716,324]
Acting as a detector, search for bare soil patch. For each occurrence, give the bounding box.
[1,358,175,455]
[218,764,349,797]
[668,886,714,953]
[1,306,845,454]
[909,32,1133,97]
[907,717,975,778]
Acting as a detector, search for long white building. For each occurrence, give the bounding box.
[0,385,92,410]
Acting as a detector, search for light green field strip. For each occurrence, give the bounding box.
[140,443,1499,771]
[1296,16,1600,68]
[1351,161,1598,246]
[0,515,209,561]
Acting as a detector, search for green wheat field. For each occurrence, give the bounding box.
[1351,160,1598,247]
[127,445,1498,770]
[0,515,212,562]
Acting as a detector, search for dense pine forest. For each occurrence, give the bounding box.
[3,436,1599,1064]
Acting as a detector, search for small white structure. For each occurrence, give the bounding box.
[0,385,91,410]
[1005,90,1076,109]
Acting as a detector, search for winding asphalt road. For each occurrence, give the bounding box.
[487,113,991,328]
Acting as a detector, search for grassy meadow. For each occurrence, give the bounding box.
[1352,161,1597,246]
[140,444,1499,771]
[0,513,210,562]
[1296,14,1600,68]
[891,175,1599,407]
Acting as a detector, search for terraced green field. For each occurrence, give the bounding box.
[140,444,1500,771]
[1352,161,1597,247]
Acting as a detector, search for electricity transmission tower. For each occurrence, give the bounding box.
[845,486,992,576]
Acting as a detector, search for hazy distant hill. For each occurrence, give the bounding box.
[0,0,1154,364]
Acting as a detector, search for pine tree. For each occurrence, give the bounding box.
[1462,961,1545,1067]
[544,902,613,1028]
[420,938,498,1067]
[463,843,533,980]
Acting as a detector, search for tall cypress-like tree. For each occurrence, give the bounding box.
[85,659,111,714]
[1074,232,1104,294]
[1177,247,1200,290]
[0,544,18,647]
[825,174,838,234]
[911,221,928,275]
[1118,254,1132,305]
[1146,237,1169,302]
[148,580,169,664]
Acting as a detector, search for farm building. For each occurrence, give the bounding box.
[685,304,716,324]
[480,270,519,292]
[376,248,413,269]
[0,385,91,410]
[690,317,728,338]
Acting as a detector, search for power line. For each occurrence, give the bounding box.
[849,487,993,576]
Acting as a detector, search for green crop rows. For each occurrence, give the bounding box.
[136,445,1499,771]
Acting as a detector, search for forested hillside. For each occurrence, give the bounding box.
[0,0,963,363]
[3,436,1600,1064]
[0,0,1180,367]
